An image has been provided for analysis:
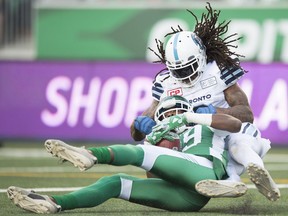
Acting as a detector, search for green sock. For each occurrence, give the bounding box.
[88,147,112,164]
[88,144,144,166]
[109,144,144,166]
[52,175,122,210]
[52,194,78,211]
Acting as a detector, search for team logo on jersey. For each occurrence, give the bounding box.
[167,88,183,96]
[200,77,217,89]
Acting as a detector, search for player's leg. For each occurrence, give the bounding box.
[8,174,210,213]
[227,125,280,201]
[144,146,219,184]
[46,139,229,195]
[98,144,222,188]
[89,143,219,189]
[54,174,210,212]
[228,134,266,169]
[7,174,132,213]
[195,155,247,198]
[127,177,210,211]
[44,140,146,171]
[45,139,220,187]
[227,123,271,170]
[196,123,280,201]
[195,123,262,198]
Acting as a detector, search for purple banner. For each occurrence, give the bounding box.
[237,63,288,145]
[0,61,287,144]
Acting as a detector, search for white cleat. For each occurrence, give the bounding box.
[7,186,61,214]
[45,139,97,171]
[247,163,280,201]
[195,179,247,198]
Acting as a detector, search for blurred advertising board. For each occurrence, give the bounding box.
[0,61,287,144]
[36,7,288,63]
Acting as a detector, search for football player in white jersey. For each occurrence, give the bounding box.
[130,3,280,201]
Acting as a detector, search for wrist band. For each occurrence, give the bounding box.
[184,112,212,126]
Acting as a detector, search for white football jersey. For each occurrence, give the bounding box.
[152,61,245,110]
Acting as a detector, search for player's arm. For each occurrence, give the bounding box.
[217,83,254,123]
[130,100,159,141]
[183,112,242,133]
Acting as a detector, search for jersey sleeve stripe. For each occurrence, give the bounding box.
[221,67,244,79]
[152,90,162,100]
[152,83,164,101]
[221,68,244,85]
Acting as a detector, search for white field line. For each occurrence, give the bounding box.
[0,148,51,158]
[1,184,288,193]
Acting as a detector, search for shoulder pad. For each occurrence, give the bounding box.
[220,66,244,85]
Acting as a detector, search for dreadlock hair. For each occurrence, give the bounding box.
[149,2,246,74]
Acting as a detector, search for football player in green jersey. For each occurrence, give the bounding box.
[7,96,245,214]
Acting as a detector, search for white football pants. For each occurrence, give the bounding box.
[225,122,271,181]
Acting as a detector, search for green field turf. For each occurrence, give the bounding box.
[1,142,288,215]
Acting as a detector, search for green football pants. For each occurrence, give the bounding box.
[53,144,220,212]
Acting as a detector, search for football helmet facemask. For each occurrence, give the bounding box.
[154,95,193,124]
[165,31,207,86]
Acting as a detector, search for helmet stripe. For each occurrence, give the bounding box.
[173,33,180,61]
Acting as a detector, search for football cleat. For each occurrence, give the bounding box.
[195,179,247,198]
[7,186,61,214]
[45,139,97,171]
[247,163,280,201]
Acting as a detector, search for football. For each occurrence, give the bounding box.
[156,139,181,151]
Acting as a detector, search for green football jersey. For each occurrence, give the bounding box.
[179,125,228,179]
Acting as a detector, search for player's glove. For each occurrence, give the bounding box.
[145,124,175,145]
[134,116,156,135]
[145,115,187,145]
[195,104,216,114]
[165,114,188,131]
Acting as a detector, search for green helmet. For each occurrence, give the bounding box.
[154,95,193,123]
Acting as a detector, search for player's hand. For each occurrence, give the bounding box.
[145,115,187,145]
[165,114,188,131]
[195,104,216,114]
[145,123,174,145]
[146,129,174,145]
[134,116,156,135]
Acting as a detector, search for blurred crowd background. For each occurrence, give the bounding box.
[0,0,287,60]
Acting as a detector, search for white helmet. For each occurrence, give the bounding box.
[154,95,193,124]
[165,31,207,86]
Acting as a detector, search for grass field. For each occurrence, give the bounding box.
[1,141,288,215]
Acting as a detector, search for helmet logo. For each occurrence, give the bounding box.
[167,88,183,96]
[191,34,205,51]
